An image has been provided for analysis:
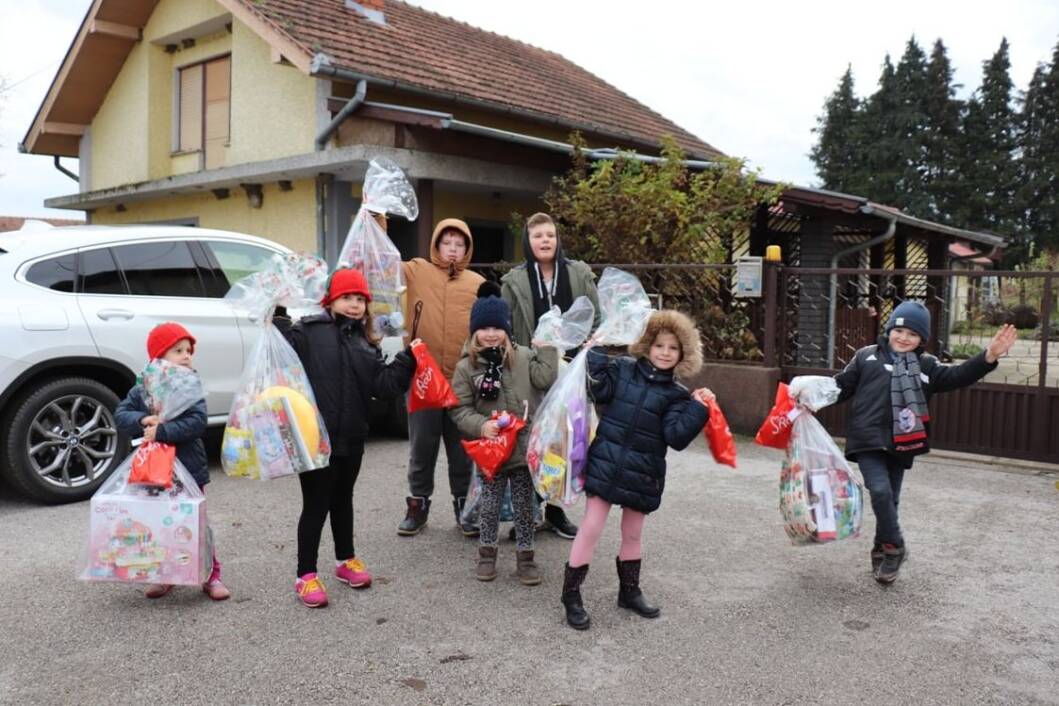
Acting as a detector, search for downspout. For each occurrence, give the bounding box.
[53,155,78,183]
[826,206,897,368]
[314,79,366,260]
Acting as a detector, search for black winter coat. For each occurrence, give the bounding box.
[835,337,998,466]
[115,386,209,487]
[277,312,414,456]
[583,347,709,513]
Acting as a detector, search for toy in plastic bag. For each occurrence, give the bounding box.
[755,382,797,449]
[527,350,595,506]
[779,409,863,545]
[221,254,331,479]
[128,359,205,488]
[532,296,596,350]
[787,375,841,412]
[703,398,737,468]
[461,410,527,480]
[225,251,329,321]
[79,454,212,585]
[592,267,653,346]
[336,158,419,337]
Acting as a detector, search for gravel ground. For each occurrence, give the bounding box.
[0,436,1056,706]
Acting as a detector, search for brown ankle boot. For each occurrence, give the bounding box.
[516,550,541,585]
[476,546,498,581]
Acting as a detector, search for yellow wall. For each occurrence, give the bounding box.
[89,0,316,190]
[92,179,318,254]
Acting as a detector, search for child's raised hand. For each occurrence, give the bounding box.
[985,324,1017,364]
[141,415,160,427]
[691,387,715,406]
[143,424,158,442]
[481,420,499,439]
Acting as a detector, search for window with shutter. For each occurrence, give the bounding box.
[177,55,230,169]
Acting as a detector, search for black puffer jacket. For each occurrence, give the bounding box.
[277,312,414,456]
[835,337,997,466]
[115,386,209,486]
[583,347,709,513]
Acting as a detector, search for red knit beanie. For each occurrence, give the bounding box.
[322,268,372,306]
[147,322,196,360]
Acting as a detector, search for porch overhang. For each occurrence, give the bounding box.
[42,145,553,211]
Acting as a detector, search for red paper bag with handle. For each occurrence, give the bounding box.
[754,382,797,449]
[703,399,737,467]
[461,412,527,480]
[128,441,178,488]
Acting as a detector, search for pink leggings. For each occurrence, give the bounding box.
[568,495,646,567]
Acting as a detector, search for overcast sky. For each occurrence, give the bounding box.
[1,0,1056,219]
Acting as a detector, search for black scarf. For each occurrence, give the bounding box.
[522,224,575,324]
[477,346,505,400]
[888,346,930,456]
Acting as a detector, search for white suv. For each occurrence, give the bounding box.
[0,222,291,503]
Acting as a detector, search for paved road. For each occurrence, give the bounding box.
[1,437,1056,706]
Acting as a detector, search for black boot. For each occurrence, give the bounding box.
[870,543,885,574]
[453,497,480,538]
[397,496,430,536]
[875,543,908,584]
[561,563,591,630]
[616,558,660,618]
[543,503,579,539]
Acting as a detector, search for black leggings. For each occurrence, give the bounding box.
[296,444,364,577]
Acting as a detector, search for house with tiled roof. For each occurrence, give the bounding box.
[21,0,720,262]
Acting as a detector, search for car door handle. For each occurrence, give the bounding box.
[96,308,135,321]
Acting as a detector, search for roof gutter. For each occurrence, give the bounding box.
[309,56,715,161]
[826,205,897,368]
[53,155,78,183]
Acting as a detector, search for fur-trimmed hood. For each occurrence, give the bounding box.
[628,310,703,380]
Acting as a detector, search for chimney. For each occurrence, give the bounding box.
[346,0,386,25]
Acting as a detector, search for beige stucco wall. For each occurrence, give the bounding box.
[88,0,316,191]
[92,179,318,254]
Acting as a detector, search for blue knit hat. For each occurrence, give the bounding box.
[469,294,513,337]
[885,301,931,342]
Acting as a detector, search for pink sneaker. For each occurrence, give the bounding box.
[144,584,173,599]
[335,557,372,588]
[295,573,328,608]
[202,579,231,601]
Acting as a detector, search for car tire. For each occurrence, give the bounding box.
[2,377,129,504]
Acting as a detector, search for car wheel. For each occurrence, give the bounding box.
[2,377,129,504]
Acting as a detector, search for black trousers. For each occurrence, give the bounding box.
[296,444,365,577]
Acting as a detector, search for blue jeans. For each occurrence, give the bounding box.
[856,451,906,546]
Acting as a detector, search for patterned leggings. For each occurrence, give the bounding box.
[478,465,536,550]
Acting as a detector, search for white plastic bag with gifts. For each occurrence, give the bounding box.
[592,267,653,346]
[336,157,419,337]
[527,349,595,506]
[788,375,841,412]
[79,455,212,586]
[221,253,332,479]
[532,296,596,350]
[778,409,864,545]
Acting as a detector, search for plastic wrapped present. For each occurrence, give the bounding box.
[779,409,864,545]
[79,454,211,586]
[592,267,653,346]
[787,375,841,412]
[226,251,329,321]
[129,360,206,488]
[532,296,595,350]
[336,158,419,338]
[527,349,596,506]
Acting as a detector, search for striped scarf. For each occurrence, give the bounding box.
[891,350,930,455]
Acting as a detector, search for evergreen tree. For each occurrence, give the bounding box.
[1017,40,1059,255]
[956,39,1020,245]
[890,37,931,217]
[857,55,902,205]
[923,39,963,223]
[810,66,861,193]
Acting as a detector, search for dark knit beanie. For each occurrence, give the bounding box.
[885,301,931,342]
[469,292,513,337]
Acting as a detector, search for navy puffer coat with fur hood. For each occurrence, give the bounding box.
[583,310,709,513]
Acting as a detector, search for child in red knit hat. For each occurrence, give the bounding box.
[115,322,230,601]
[274,268,416,608]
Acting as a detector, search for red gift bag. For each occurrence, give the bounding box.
[703,399,737,467]
[461,413,527,480]
[128,441,177,488]
[407,340,458,413]
[754,383,799,450]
